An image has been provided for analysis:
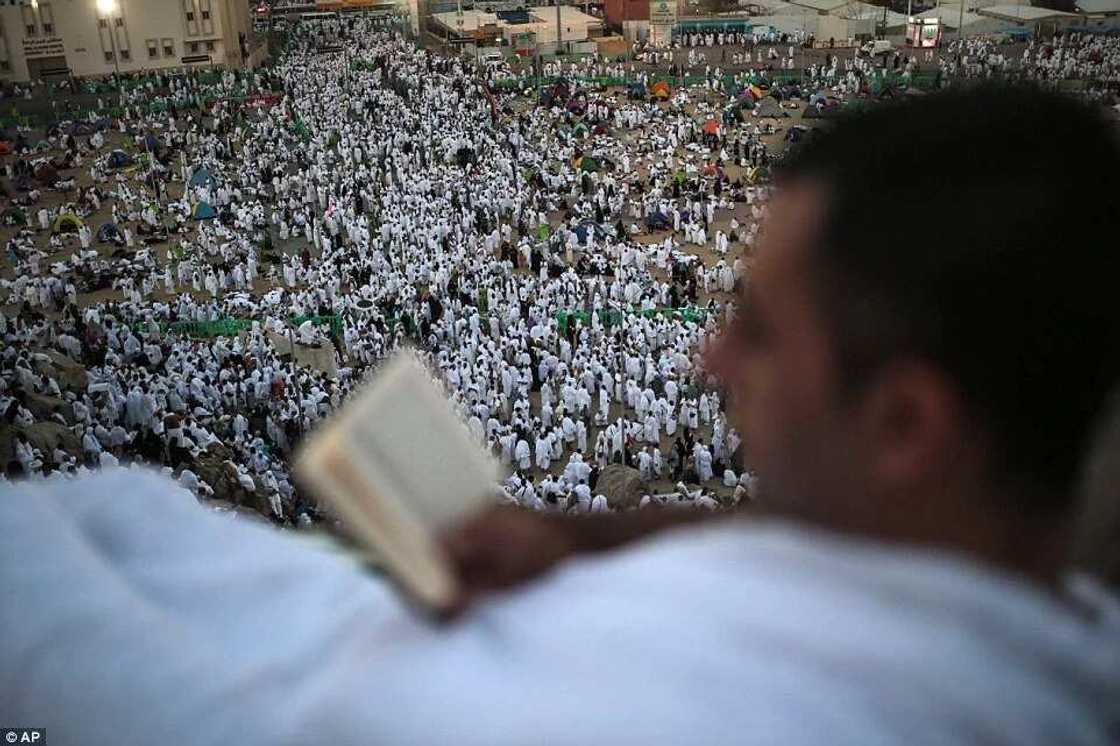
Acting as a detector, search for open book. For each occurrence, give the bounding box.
[295,351,500,611]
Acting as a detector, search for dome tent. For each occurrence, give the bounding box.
[52,212,85,234]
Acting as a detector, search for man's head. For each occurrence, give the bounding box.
[710,85,1120,569]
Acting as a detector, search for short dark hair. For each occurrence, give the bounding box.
[782,84,1120,511]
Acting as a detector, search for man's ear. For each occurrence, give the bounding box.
[860,361,964,490]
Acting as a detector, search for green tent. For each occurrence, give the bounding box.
[192,201,217,220]
[52,212,85,234]
[1,206,26,226]
[579,156,601,173]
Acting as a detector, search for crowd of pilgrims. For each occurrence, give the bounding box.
[1,19,773,522]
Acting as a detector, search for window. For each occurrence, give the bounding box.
[162,38,174,56]
[205,40,214,51]
[188,41,198,53]
[115,17,124,26]
[0,61,10,72]
[98,18,108,28]
[147,39,158,58]
[42,22,52,34]
[201,9,210,19]
[104,50,114,61]
[186,11,194,20]
[25,24,36,35]
[119,49,130,60]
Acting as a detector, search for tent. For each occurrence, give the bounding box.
[752,98,789,118]
[192,201,217,220]
[108,149,134,169]
[189,166,216,189]
[97,222,123,243]
[645,210,671,231]
[802,103,837,119]
[35,164,59,186]
[577,155,601,172]
[784,125,809,143]
[702,119,719,135]
[574,221,606,243]
[52,212,84,234]
[0,206,27,226]
[649,81,671,101]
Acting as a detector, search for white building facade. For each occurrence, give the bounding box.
[0,0,258,83]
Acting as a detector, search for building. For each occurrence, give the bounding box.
[975,3,1079,33]
[0,0,262,83]
[429,4,602,50]
[604,0,649,28]
[1076,0,1120,28]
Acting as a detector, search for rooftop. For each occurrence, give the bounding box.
[783,0,854,12]
[977,3,1078,19]
[1075,0,1120,12]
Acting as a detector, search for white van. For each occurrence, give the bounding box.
[479,48,505,68]
[861,39,893,56]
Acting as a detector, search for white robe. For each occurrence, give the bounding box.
[2,469,1117,746]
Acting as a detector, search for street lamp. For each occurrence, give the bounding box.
[97,0,122,81]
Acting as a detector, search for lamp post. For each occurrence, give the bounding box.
[97,0,122,86]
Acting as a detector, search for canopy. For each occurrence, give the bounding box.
[108,150,134,169]
[52,212,84,234]
[190,167,216,188]
[192,201,217,220]
[97,222,122,243]
[702,120,719,135]
[649,81,671,101]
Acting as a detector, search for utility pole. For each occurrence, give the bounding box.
[958,0,965,39]
[555,0,562,57]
